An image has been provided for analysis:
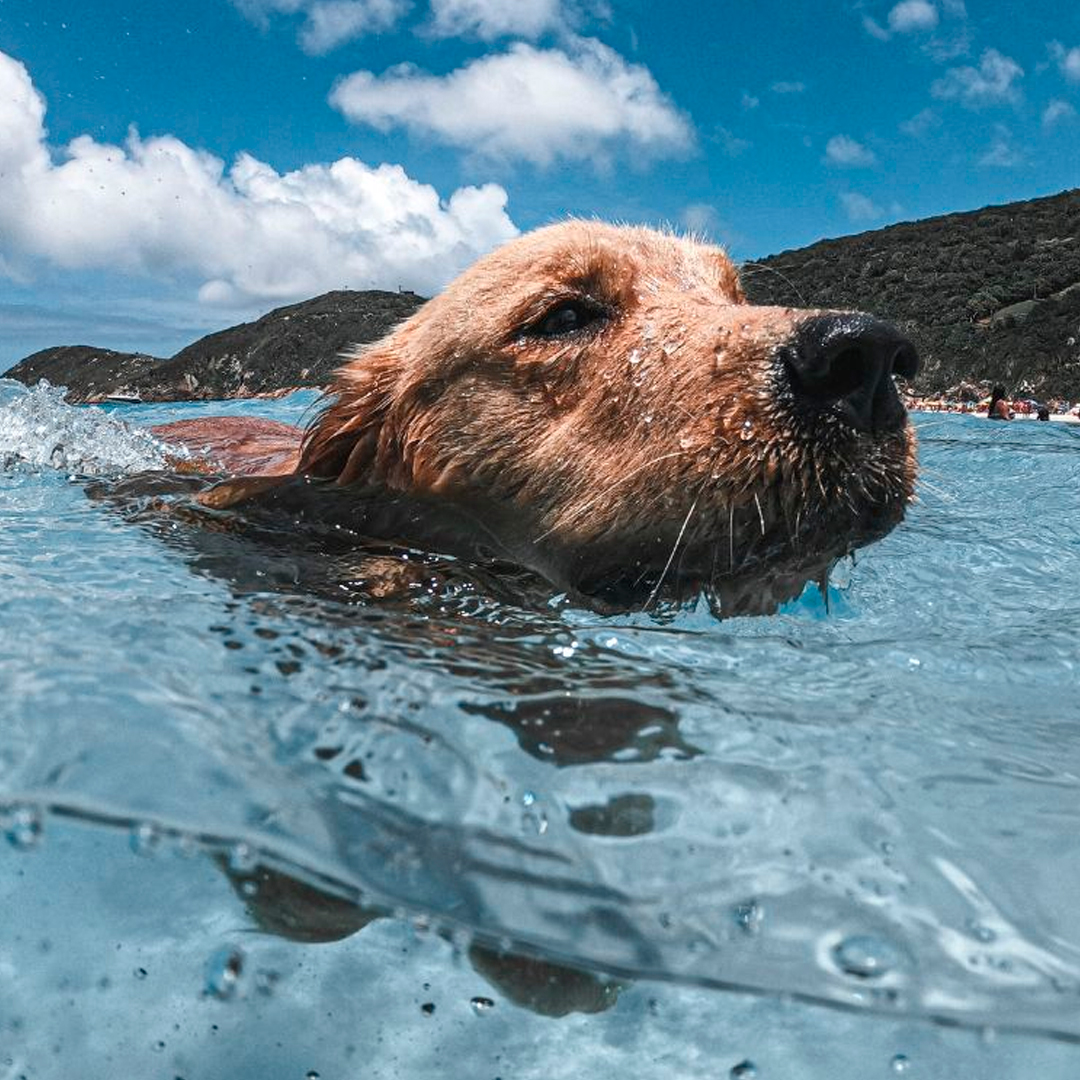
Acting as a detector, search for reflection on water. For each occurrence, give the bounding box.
[3,380,1080,1076]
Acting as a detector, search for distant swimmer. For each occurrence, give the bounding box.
[987,385,1013,421]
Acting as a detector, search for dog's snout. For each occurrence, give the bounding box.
[783,314,920,433]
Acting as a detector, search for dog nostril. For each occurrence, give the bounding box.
[784,314,920,433]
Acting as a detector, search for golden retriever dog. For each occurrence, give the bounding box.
[153,221,919,615]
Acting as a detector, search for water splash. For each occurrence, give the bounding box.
[0,379,174,476]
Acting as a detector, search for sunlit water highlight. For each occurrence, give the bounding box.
[2,379,1079,1078]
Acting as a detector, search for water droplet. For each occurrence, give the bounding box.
[522,808,549,836]
[130,821,163,857]
[890,1053,911,1073]
[733,899,763,935]
[306,1072,320,1080]
[965,919,996,944]
[227,842,257,873]
[832,934,904,979]
[740,419,754,442]
[4,805,43,850]
[521,791,536,808]
[134,967,148,980]
[678,436,694,450]
[730,1060,757,1079]
[628,349,642,365]
[205,945,244,1000]
[151,1040,166,1053]
[420,1001,436,1015]
[470,996,495,1015]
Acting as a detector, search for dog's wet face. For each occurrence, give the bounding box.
[301,222,919,614]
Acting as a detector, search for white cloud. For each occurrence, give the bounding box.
[824,135,877,167]
[330,39,693,166]
[713,126,750,157]
[681,203,720,237]
[0,50,518,304]
[888,0,938,33]
[1049,41,1080,82]
[740,90,760,110]
[770,80,806,95]
[978,129,1021,168]
[1043,98,1077,128]
[862,15,890,41]
[840,192,883,222]
[427,0,562,40]
[931,48,1023,106]
[899,107,940,136]
[233,0,409,53]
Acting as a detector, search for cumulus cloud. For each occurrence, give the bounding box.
[863,0,967,57]
[770,80,806,95]
[427,0,563,40]
[0,50,518,304]
[1049,42,1080,82]
[824,135,877,167]
[233,0,409,53]
[1043,98,1077,128]
[840,192,883,222]
[329,39,693,166]
[931,48,1023,106]
[888,0,938,33]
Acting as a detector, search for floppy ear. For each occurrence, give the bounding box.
[299,342,404,487]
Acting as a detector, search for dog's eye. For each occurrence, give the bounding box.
[526,300,608,339]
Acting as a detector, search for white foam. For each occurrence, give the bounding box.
[0,379,177,475]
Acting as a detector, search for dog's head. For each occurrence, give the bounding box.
[300,221,919,613]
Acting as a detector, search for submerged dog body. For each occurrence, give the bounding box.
[155,222,919,614]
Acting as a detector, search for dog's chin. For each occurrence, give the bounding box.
[554,463,912,616]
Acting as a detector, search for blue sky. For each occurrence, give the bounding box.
[1,0,1079,369]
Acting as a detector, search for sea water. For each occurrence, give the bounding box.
[1,379,1079,1079]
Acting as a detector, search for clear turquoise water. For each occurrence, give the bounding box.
[2,379,1080,1079]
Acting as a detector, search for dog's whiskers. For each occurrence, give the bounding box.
[643,494,699,612]
[533,449,690,543]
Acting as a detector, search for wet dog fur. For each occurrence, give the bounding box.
[154,221,919,615]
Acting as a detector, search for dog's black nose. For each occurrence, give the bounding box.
[783,314,920,433]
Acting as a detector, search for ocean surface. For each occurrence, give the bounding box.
[2,378,1079,1080]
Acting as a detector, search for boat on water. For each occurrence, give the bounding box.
[103,391,143,404]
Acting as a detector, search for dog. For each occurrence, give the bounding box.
[153,222,919,616]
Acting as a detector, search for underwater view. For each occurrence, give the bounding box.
[2,379,1080,1079]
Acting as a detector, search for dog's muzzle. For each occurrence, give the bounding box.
[779,314,920,434]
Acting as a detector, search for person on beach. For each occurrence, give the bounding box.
[987,385,1013,420]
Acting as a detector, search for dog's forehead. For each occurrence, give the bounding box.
[455,222,737,303]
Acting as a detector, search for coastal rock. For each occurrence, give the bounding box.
[5,345,161,403]
[744,188,1080,399]
[5,290,426,404]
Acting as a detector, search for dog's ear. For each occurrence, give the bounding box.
[299,342,405,487]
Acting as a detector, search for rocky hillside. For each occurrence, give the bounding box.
[743,188,1080,398]
[6,290,425,403]
[7,345,163,402]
